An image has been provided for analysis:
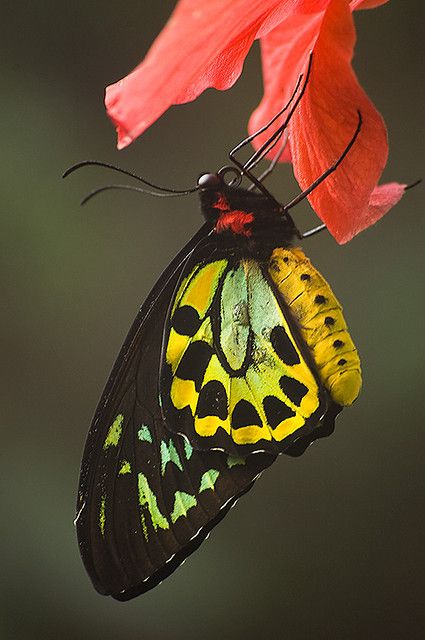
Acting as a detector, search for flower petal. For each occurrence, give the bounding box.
[248,11,324,162]
[335,182,407,242]
[350,0,389,9]
[248,0,389,160]
[106,0,316,149]
[362,181,407,226]
[289,0,395,243]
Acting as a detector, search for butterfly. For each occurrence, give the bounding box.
[70,60,362,600]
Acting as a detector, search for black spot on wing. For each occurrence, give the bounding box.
[279,375,308,406]
[172,305,201,336]
[232,399,262,430]
[196,380,228,420]
[175,341,213,391]
[263,396,295,429]
[270,326,300,366]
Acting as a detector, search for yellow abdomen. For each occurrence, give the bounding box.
[268,247,362,406]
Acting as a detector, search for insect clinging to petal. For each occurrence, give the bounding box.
[68,64,366,600]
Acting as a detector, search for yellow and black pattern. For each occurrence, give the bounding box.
[161,257,329,455]
[269,248,361,406]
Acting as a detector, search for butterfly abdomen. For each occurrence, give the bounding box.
[269,247,362,406]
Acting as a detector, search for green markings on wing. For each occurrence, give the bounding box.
[184,438,193,460]
[137,471,199,536]
[118,460,131,475]
[138,473,169,540]
[140,513,148,542]
[130,429,248,540]
[160,439,183,475]
[103,414,124,449]
[226,454,246,469]
[199,469,219,493]
[138,424,152,443]
[171,492,197,524]
[99,414,255,551]
[99,495,106,536]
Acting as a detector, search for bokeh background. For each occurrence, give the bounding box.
[2,2,424,639]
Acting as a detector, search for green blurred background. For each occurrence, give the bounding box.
[2,2,424,639]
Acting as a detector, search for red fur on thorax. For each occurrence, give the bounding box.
[214,195,253,237]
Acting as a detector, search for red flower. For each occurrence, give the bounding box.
[105,0,406,243]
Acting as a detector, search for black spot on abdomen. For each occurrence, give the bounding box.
[175,341,213,391]
[279,375,308,406]
[232,399,262,430]
[196,380,228,420]
[263,395,295,429]
[270,325,300,365]
[172,305,201,336]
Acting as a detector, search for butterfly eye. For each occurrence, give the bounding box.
[197,173,222,189]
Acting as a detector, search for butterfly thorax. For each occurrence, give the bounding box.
[199,180,298,259]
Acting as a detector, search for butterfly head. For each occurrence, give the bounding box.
[197,171,298,249]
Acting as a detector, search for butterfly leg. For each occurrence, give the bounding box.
[283,111,363,212]
[247,131,289,191]
[231,53,313,172]
[301,223,327,239]
[299,179,421,238]
[225,55,312,203]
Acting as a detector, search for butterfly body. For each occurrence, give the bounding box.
[76,173,361,600]
[269,247,361,406]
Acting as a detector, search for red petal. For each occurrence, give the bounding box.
[289,0,395,243]
[336,182,407,242]
[248,0,389,158]
[362,181,407,226]
[350,0,389,9]
[106,0,315,149]
[248,11,323,162]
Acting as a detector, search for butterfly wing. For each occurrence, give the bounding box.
[161,255,336,456]
[76,223,276,600]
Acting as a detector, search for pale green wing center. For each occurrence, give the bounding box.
[219,264,250,371]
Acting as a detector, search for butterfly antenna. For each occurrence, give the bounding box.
[63,160,198,195]
[80,183,197,206]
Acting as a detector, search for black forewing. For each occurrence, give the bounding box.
[76,221,276,600]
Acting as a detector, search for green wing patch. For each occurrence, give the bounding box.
[161,259,326,454]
